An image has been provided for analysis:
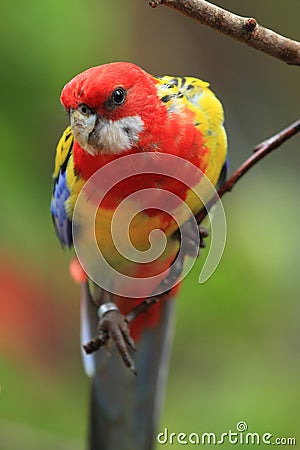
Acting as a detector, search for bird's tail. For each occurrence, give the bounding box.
[80,282,175,450]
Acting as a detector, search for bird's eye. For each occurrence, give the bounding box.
[112,87,126,105]
[78,104,91,115]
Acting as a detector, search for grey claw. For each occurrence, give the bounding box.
[99,310,137,374]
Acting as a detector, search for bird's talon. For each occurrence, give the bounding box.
[199,226,209,249]
[85,308,137,373]
[123,332,137,352]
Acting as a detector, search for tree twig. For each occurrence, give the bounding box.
[149,0,300,66]
[125,296,162,323]
[196,118,300,224]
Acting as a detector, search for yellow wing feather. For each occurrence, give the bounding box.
[53,126,73,179]
[156,75,227,187]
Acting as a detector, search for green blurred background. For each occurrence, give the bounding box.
[1,0,299,448]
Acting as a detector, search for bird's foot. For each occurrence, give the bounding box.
[181,219,209,258]
[158,220,209,293]
[199,225,209,250]
[83,299,137,375]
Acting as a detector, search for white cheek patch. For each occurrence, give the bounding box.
[88,115,144,155]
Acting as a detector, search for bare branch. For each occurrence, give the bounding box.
[125,296,162,323]
[196,118,300,224]
[149,0,300,66]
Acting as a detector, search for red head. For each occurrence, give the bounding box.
[60,62,165,155]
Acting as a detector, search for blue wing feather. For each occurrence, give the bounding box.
[51,128,74,248]
[51,170,73,247]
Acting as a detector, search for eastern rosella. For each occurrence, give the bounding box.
[51,62,227,450]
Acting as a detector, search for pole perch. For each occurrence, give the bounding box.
[149,0,300,66]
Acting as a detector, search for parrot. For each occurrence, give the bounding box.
[50,62,227,450]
